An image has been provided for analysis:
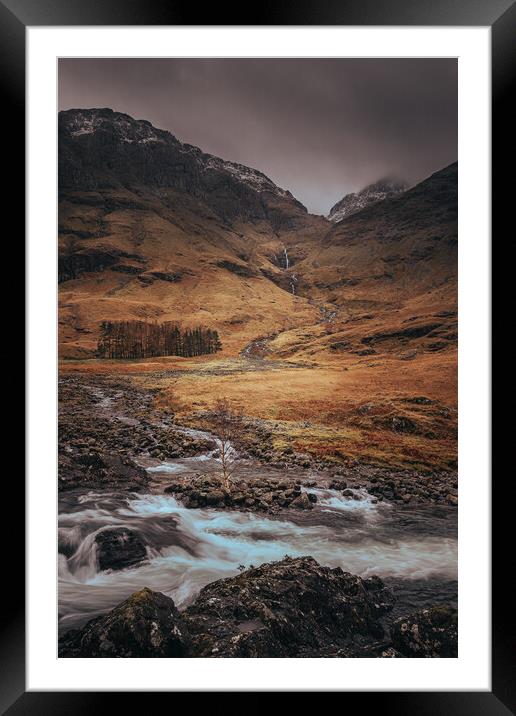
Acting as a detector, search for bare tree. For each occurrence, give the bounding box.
[210,398,244,491]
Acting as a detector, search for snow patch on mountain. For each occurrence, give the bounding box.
[67,112,104,137]
[66,110,166,144]
[203,155,291,198]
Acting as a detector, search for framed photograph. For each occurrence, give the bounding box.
[6,0,511,708]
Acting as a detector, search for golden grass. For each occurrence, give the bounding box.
[61,347,457,471]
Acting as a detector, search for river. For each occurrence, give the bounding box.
[58,457,457,634]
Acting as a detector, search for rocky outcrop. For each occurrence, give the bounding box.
[95,528,147,571]
[366,471,457,505]
[216,260,257,278]
[328,177,408,223]
[183,556,394,657]
[58,247,146,283]
[59,557,458,659]
[361,322,444,345]
[58,588,191,657]
[387,605,458,658]
[146,271,183,283]
[58,249,118,283]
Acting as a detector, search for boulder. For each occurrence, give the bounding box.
[164,483,182,494]
[205,490,225,506]
[58,588,191,657]
[183,556,394,657]
[290,492,313,509]
[330,479,347,490]
[95,528,147,571]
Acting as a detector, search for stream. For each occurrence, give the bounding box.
[58,452,457,633]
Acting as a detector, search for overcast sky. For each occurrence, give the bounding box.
[59,58,457,215]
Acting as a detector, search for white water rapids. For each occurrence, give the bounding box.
[58,483,457,633]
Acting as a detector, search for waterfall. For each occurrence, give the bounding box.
[283,245,290,270]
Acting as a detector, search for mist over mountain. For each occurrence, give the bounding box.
[328,178,409,223]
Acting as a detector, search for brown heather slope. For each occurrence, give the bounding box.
[58,109,457,471]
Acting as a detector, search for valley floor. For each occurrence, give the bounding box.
[60,341,457,485]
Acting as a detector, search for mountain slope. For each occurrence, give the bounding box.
[266,162,457,361]
[59,108,310,226]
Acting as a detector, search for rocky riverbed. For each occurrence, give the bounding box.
[58,376,215,491]
[59,374,457,507]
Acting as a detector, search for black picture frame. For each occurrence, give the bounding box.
[5,0,513,710]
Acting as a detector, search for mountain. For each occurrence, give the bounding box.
[59,108,311,227]
[305,163,456,304]
[58,108,456,364]
[328,177,408,223]
[58,108,328,357]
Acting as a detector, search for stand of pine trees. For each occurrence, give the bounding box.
[97,321,222,359]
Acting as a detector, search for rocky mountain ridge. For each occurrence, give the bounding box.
[59,108,305,225]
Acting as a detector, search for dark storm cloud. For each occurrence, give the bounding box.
[58,58,457,215]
